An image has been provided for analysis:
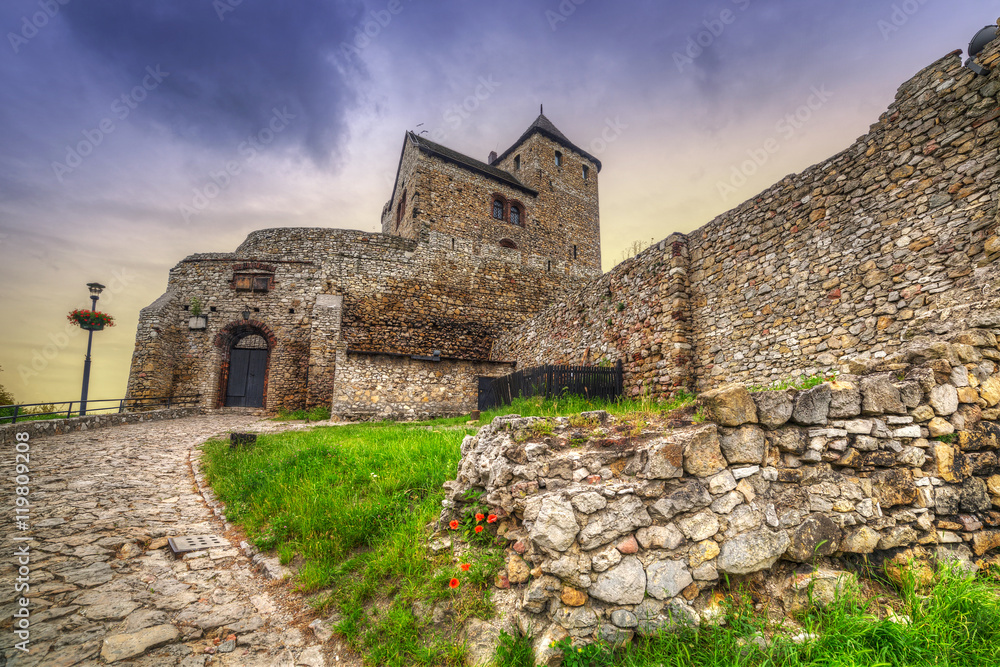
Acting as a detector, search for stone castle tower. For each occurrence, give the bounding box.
[381,113,602,273]
[126,113,604,418]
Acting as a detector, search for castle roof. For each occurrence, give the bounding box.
[493,113,602,172]
[408,132,538,195]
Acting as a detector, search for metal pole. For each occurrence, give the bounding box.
[79,293,98,416]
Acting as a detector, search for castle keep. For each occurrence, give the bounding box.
[126,115,603,418]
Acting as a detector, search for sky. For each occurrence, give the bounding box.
[0,0,996,404]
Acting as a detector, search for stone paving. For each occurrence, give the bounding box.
[0,415,360,666]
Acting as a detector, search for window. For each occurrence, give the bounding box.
[492,197,505,220]
[509,204,521,226]
[234,274,272,292]
[573,245,578,259]
[582,165,589,180]
[499,238,518,249]
[555,151,562,167]
[514,155,520,170]
[395,189,407,230]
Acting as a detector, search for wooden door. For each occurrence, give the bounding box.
[226,348,267,407]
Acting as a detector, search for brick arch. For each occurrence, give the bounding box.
[490,192,508,220]
[213,319,278,350]
[213,320,277,409]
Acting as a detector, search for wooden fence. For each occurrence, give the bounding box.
[477,361,623,411]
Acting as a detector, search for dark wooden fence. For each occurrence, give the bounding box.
[477,362,623,411]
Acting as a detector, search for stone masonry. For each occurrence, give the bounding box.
[493,29,1000,398]
[446,325,1000,657]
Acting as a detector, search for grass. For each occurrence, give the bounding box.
[202,421,499,665]
[747,371,840,392]
[0,404,71,424]
[493,563,1000,667]
[414,390,696,428]
[273,405,332,421]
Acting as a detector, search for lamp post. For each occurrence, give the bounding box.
[79,282,105,416]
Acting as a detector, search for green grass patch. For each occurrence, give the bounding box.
[494,565,1000,667]
[202,422,496,665]
[415,391,696,428]
[273,405,332,421]
[748,372,840,392]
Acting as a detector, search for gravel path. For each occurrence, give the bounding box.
[1,414,360,666]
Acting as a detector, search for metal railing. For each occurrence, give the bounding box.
[0,394,201,425]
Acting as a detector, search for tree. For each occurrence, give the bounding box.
[0,365,15,406]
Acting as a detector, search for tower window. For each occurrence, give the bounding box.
[499,238,518,250]
[573,245,578,259]
[555,151,562,167]
[582,165,589,180]
[514,155,520,170]
[509,204,521,226]
[492,198,504,220]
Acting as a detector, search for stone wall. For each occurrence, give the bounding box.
[0,407,204,446]
[493,33,1000,398]
[331,352,513,420]
[128,224,595,413]
[445,327,1000,657]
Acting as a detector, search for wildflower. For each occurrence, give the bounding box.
[487,514,498,523]
[449,520,459,530]
[475,525,483,533]
[449,578,460,589]
[475,513,485,522]
[460,563,470,571]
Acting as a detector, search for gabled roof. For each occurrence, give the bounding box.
[493,113,602,172]
[407,132,538,195]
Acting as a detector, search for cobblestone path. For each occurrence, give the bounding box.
[1,415,357,667]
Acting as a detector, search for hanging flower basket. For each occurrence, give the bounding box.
[68,309,115,331]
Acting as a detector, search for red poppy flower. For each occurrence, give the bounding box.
[449,520,459,530]
[475,525,483,533]
[460,563,471,571]
[475,513,485,522]
[487,514,498,523]
[449,578,460,589]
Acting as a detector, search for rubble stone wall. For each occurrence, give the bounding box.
[493,35,1000,398]
[448,328,1000,654]
[330,352,513,420]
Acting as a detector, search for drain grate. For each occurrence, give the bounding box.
[168,535,229,554]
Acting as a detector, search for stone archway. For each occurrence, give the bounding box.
[213,320,278,408]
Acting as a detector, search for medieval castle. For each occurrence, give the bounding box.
[128,34,1000,419]
[127,113,604,418]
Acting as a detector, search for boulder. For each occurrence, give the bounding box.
[751,390,793,429]
[699,384,758,426]
[681,425,728,477]
[860,375,906,415]
[784,514,842,562]
[677,510,720,542]
[636,524,684,550]
[792,384,832,425]
[650,481,712,520]
[930,384,959,416]
[645,559,693,600]
[589,556,646,605]
[719,425,766,464]
[840,526,881,553]
[578,495,651,550]
[960,477,992,513]
[529,496,580,552]
[717,528,790,574]
[644,437,685,479]
[828,380,862,418]
[870,469,917,508]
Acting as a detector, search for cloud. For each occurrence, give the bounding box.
[48,0,364,165]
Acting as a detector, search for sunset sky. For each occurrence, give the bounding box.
[0,0,995,404]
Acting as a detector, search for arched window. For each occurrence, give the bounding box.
[492,197,505,220]
[555,151,563,167]
[499,238,518,250]
[509,204,521,226]
[395,189,407,230]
